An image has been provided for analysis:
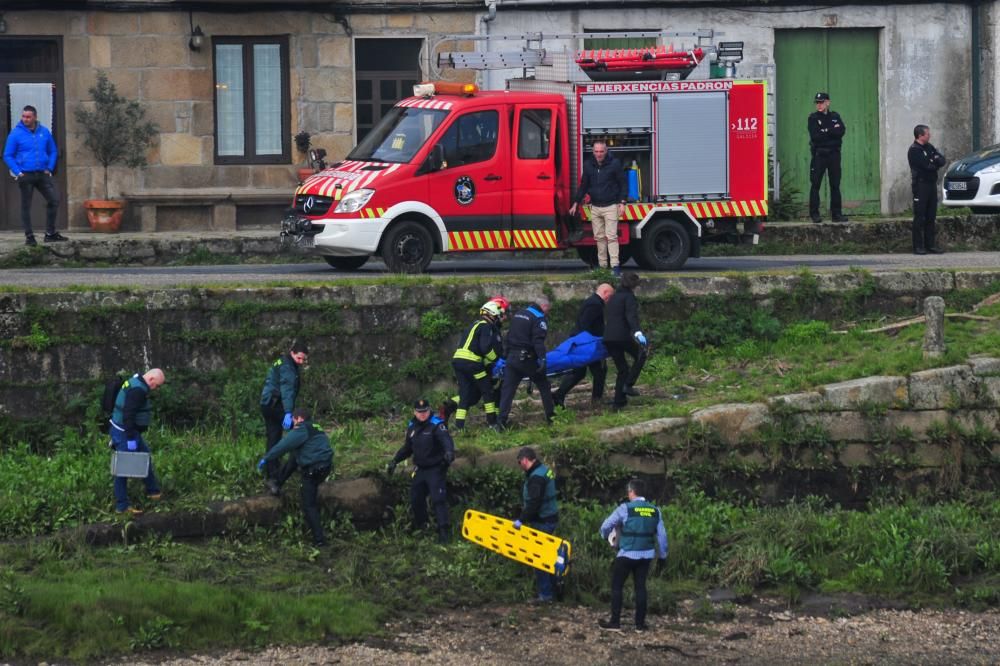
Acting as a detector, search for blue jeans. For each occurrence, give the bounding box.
[111,428,159,511]
[529,519,559,600]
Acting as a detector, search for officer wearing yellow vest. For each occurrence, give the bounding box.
[441,301,504,431]
[598,478,668,631]
[514,446,560,602]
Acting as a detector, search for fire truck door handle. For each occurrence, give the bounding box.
[537,173,552,180]
[485,174,502,181]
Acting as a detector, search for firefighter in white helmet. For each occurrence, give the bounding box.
[441,301,505,431]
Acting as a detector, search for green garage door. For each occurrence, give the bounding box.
[775,29,880,215]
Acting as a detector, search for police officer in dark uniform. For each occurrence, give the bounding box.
[443,301,504,431]
[259,341,308,494]
[514,447,560,602]
[387,398,456,543]
[908,124,947,255]
[598,478,668,631]
[497,298,555,429]
[808,92,848,224]
[552,283,614,408]
[257,408,333,547]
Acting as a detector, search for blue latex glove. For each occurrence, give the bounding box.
[282,412,293,430]
[513,520,522,530]
[257,458,267,472]
[126,440,138,451]
[634,331,648,346]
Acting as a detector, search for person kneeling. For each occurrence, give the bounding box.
[257,407,333,547]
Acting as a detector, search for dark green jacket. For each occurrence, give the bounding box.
[111,374,152,440]
[263,421,333,469]
[520,461,558,523]
[260,354,301,411]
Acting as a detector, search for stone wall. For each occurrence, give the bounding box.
[597,357,1000,504]
[2,270,999,428]
[3,7,476,231]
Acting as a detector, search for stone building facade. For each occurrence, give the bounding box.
[1,2,477,231]
[2,0,997,231]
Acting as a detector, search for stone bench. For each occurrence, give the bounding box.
[123,189,292,231]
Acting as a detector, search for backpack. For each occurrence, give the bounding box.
[99,374,127,433]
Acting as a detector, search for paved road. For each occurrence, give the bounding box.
[3,251,1000,288]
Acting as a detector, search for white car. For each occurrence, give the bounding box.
[942,143,1000,213]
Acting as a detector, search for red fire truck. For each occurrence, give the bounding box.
[280,34,768,272]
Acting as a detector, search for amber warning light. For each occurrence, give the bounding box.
[413,81,479,97]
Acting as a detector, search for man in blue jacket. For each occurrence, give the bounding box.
[257,408,334,547]
[598,478,668,632]
[3,105,66,246]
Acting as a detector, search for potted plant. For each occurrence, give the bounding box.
[294,131,315,182]
[75,72,158,232]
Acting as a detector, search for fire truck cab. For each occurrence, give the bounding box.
[281,34,770,273]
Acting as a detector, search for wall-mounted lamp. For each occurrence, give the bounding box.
[0,13,8,34]
[188,12,204,52]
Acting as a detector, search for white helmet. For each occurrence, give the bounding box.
[480,301,503,318]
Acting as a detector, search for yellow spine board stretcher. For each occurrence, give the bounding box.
[462,509,571,576]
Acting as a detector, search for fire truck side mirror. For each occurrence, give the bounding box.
[421,144,446,174]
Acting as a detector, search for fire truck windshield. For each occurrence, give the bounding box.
[347,106,449,164]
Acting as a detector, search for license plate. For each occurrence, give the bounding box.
[948,181,967,191]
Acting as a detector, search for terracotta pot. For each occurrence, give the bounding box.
[297,167,317,183]
[83,200,126,233]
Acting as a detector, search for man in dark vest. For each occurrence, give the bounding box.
[109,368,166,515]
[259,341,308,494]
[807,91,848,224]
[257,407,333,547]
[598,478,668,631]
[387,398,456,543]
[514,446,560,602]
[552,283,614,408]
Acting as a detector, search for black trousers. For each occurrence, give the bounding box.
[610,556,652,626]
[18,172,60,236]
[411,466,449,534]
[912,181,938,252]
[498,354,554,425]
[809,150,842,218]
[260,402,297,483]
[300,464,331,546]
[553,360,606,404]
[452,358,497,427]
[605,340,646,407]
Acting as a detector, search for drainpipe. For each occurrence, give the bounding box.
[972,0,981,149]
[481,0,497,88]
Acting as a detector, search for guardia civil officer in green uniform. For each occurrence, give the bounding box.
[109,368,166,515]
[514,446,559,602]
[257,407,333,547]
[598,478,668,631]
[259,341,308,493]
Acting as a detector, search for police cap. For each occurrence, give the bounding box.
[814,91,830,102]
[413,398,431,412]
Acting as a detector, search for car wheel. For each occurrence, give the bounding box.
[576,246,598,268]
[635,219,691,270]
[381,221,434,273]
[323,255,369,270]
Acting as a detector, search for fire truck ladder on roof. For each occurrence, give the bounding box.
[432,30,719,78]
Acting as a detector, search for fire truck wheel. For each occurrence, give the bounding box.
[323,255,369,270]
[637,219,691,270]
[576,246,599,268]
[381,221,434,273]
